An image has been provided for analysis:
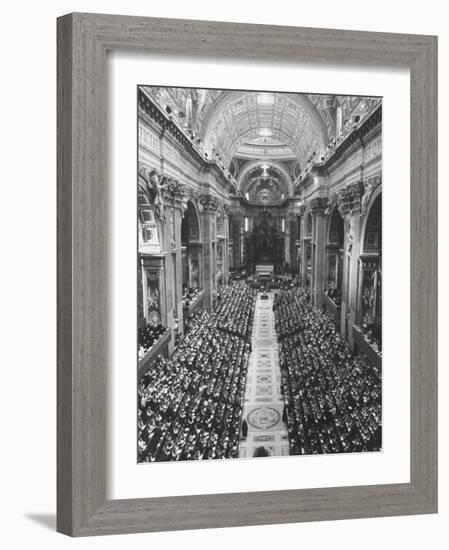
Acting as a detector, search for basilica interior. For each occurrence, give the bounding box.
[137,86,382,462]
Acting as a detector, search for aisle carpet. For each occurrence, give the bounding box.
[238,291,290,458]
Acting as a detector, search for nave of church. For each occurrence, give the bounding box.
[137,86,382,461]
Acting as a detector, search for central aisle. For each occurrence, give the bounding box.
[238,291,290,458]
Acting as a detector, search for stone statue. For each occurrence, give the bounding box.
[361,181,374,216]
[138,165,165,221]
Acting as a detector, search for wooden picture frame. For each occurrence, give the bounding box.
[57,12,438,536]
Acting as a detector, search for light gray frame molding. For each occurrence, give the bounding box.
[57,12,438,537]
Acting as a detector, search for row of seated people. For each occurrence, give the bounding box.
[214,282,255,340]
[274,288,381,455]
[138,282,255,462]
[181,285,202,309]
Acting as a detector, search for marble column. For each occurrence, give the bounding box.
[173,190,187,342]
[310,197,328,309]
[223,208,231,283]
[337,182,364,350]
[289,217,299,273]
[199,193,219,309]
[232,217,242,269]
[298,207,307,285]
[284,218,290,267]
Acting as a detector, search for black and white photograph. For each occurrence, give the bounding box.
[137,86,382,463]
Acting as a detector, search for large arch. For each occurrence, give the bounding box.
[325,206,345,312]
[327,205,344,246]
[200,91,329,167]
[237,159,294,198]
[362,189,382,253]
[358,189,382,350]
[181,200,201,244]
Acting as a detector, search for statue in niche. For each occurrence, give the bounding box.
[181,196,189,217]
[138,165,166,221]
[361,180,374,216]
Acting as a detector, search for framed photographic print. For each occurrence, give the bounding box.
[57,13,437,536]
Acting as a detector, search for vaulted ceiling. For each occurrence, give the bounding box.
[143,86,381,198]
[199,91,329,168]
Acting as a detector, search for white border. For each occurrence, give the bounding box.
[107,52,410,499]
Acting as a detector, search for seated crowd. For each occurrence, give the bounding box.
[274,288,381,455]
[138,282,255,462]
[182,285,201,309]
[325,287,342,306]
[360,319,382,355]
[138,322,167,360]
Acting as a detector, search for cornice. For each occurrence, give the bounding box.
[138,88,232,192]
[295,104,382,193]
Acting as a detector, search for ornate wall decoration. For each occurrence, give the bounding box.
[199,193,220,214]
[138,207,161,254]
[138,164,166,221]
[361,174,382,216]
[337,181,365,218]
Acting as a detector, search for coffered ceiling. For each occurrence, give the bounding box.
[143,86,381,191]
[200,91,328,168]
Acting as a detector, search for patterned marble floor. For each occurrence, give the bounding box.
[238,291,290,458]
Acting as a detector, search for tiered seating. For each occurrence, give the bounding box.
[138,282,255,462]
[274,288,381,455]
